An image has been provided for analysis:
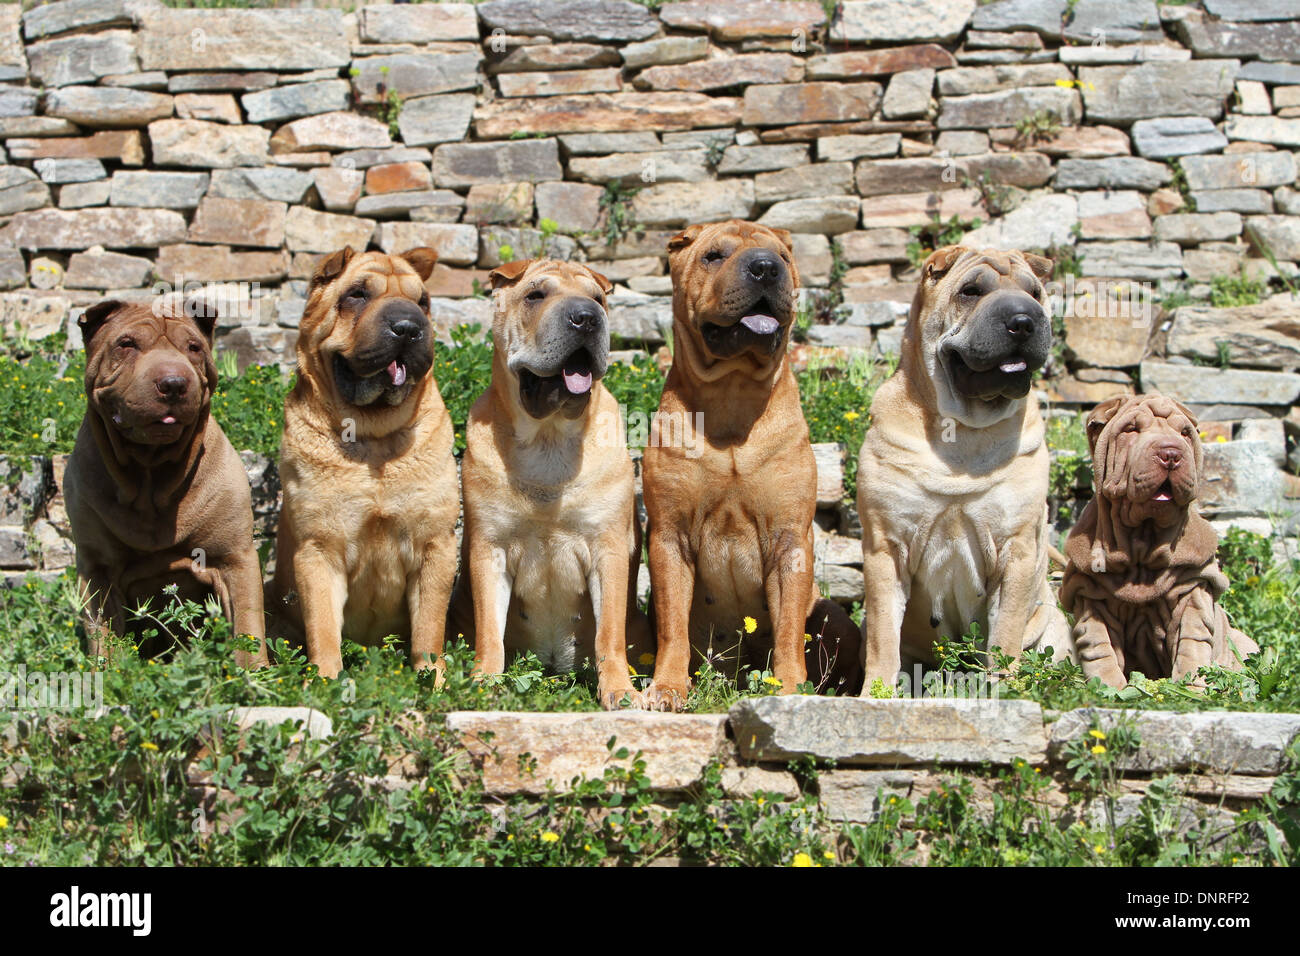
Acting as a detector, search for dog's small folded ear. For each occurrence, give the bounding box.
[488,259,534,288]
[78,299,124,348]
[183,296,219,344]
[923,245,969,283]
[1022,253,1054,281]
[310,246,357,290]
[764,226,795,253]
[1086,396,1127,455]
[584,265,614,295]
[667,224,704,252]
[399,246,439,282]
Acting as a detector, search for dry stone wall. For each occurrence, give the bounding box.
[2,0,1300,585]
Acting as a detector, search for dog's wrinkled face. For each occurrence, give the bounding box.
[79,300,216,447]
[1087,394,1203,529]
[302,246,438,409]
[489,258,613,421]
[667,219,799,364]
[912,246,1054,427]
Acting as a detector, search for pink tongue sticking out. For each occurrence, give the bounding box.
[162,415,177,425]
[387,361,407,387]
[563,367,593,395]
[740,314,780,335]
[1000,359,1028,374]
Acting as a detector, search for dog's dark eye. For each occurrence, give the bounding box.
[344,286,368,303]
[702,249,725,263]
[960,284,982,298]
[1123,421,1139,433]
[526,289,546,302]
[418,292,430,311]
[188,342,202,353]
[117,337,137,350]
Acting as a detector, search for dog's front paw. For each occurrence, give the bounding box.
[600,685,648,711]
[644,682,688,713]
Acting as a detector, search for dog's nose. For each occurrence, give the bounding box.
[1155,443,1183,468]
[747,255,780,284]
[156,375,188,399]
[1004,313,1036,340]
[568,307,601,331]
[388,317,424,340]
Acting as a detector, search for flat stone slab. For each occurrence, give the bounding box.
[445,711,730,795]
[730,697,1050,766]
[1048,709,1300,775]
[227,706,333,741]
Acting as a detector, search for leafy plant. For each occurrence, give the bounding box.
[907,213,981,269]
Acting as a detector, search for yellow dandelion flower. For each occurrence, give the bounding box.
[763,675,782,687]
[1215,435,1227,443]
[843,411,859,422]
[1091,744,1106,755]
[1088,729,1106,740]
[743,616,758,634]
[141,742,159,752]
[823,850,835,861]
[0,815,7,829]
[791,852,814,867]
[540,831,559,843]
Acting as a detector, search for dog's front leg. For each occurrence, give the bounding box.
[293,542,348,678]
[409,527,457,682]
[766,529,812,695]
[988,532,1039,666]
[1170,589,1219,688]
[468,533,512,676]
[590,531,644,710]
[646,525,694,712]
[860,531,908,694]
[1073,605,1127,688]
[221,548,269,669]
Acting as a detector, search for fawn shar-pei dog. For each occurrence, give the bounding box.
[65,298,267,668]
[1061,394,1257,687]
[449,259,650,708]
[642,219,862,711]
[856,246,1077,691]
[271,246,458,679]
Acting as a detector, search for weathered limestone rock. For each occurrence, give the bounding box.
[1079,61,1239,122]
[1167,297,1300,371]
[464,183,534,225]
[22,0,152,41]
[358,3,479,43]
[155,244,289,284]
[742,82,882,127]
[493,43,623,73]
[0,167,51,216]
[1140,361,1300,406]
[27,30,137,87]
[1153,212,1244,245]
[658,1,826,40]
[271,112,392,153]
[936,63,1070,95]
[619,35,709,71]
[1131,117,1229,159]
[351,52,481,105]
[242,80,351,124]
[859,188,985,228]
[534,181,605,232]
[476,0,659,42]
[475,92,741,137]
[635,54,802,93]
[397,94,476,147]
[1181,151,1296,191]
[961,193,1078,251]
[938,87,1080,129]
[731,697,1050,766]
[631,180,757,227]
[498,68,622,98]
[284,207,376,255]
[1176,16,1300,63]
[174,93,240,125]
[1077,190,1152,239]
[1225,115,1300,147]
[44,85,172,128]
[445,711,729,795]
[109,170,208,209]
[805,44,956,80]
[754,162,854,203]
[378,222,478,266]
[568,149,710,185]
[830,0,976,44]
[1245,215,1300,261]
[1049,709,1300,775]
[757,196,861,234]
[1077,241,1183,280]
[1,207,187,250]
[149,120,269,168]
[138,9,349,71]
[1054,157,1171,190]
[189,197,287,249]
[432,140,562,188]
[883,68,935,119]
[208,167,312,204]
[34,159,106,185]
[817,134,901,162]
[717,144,811,174]
[63,248,153,290]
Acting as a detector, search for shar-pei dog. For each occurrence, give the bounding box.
[856,245,1076,691]
[642,219,862,711]
[271,246,458,679]
[1061,393,1258,687]
[450,258,650,709]
[65,298,267,668]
